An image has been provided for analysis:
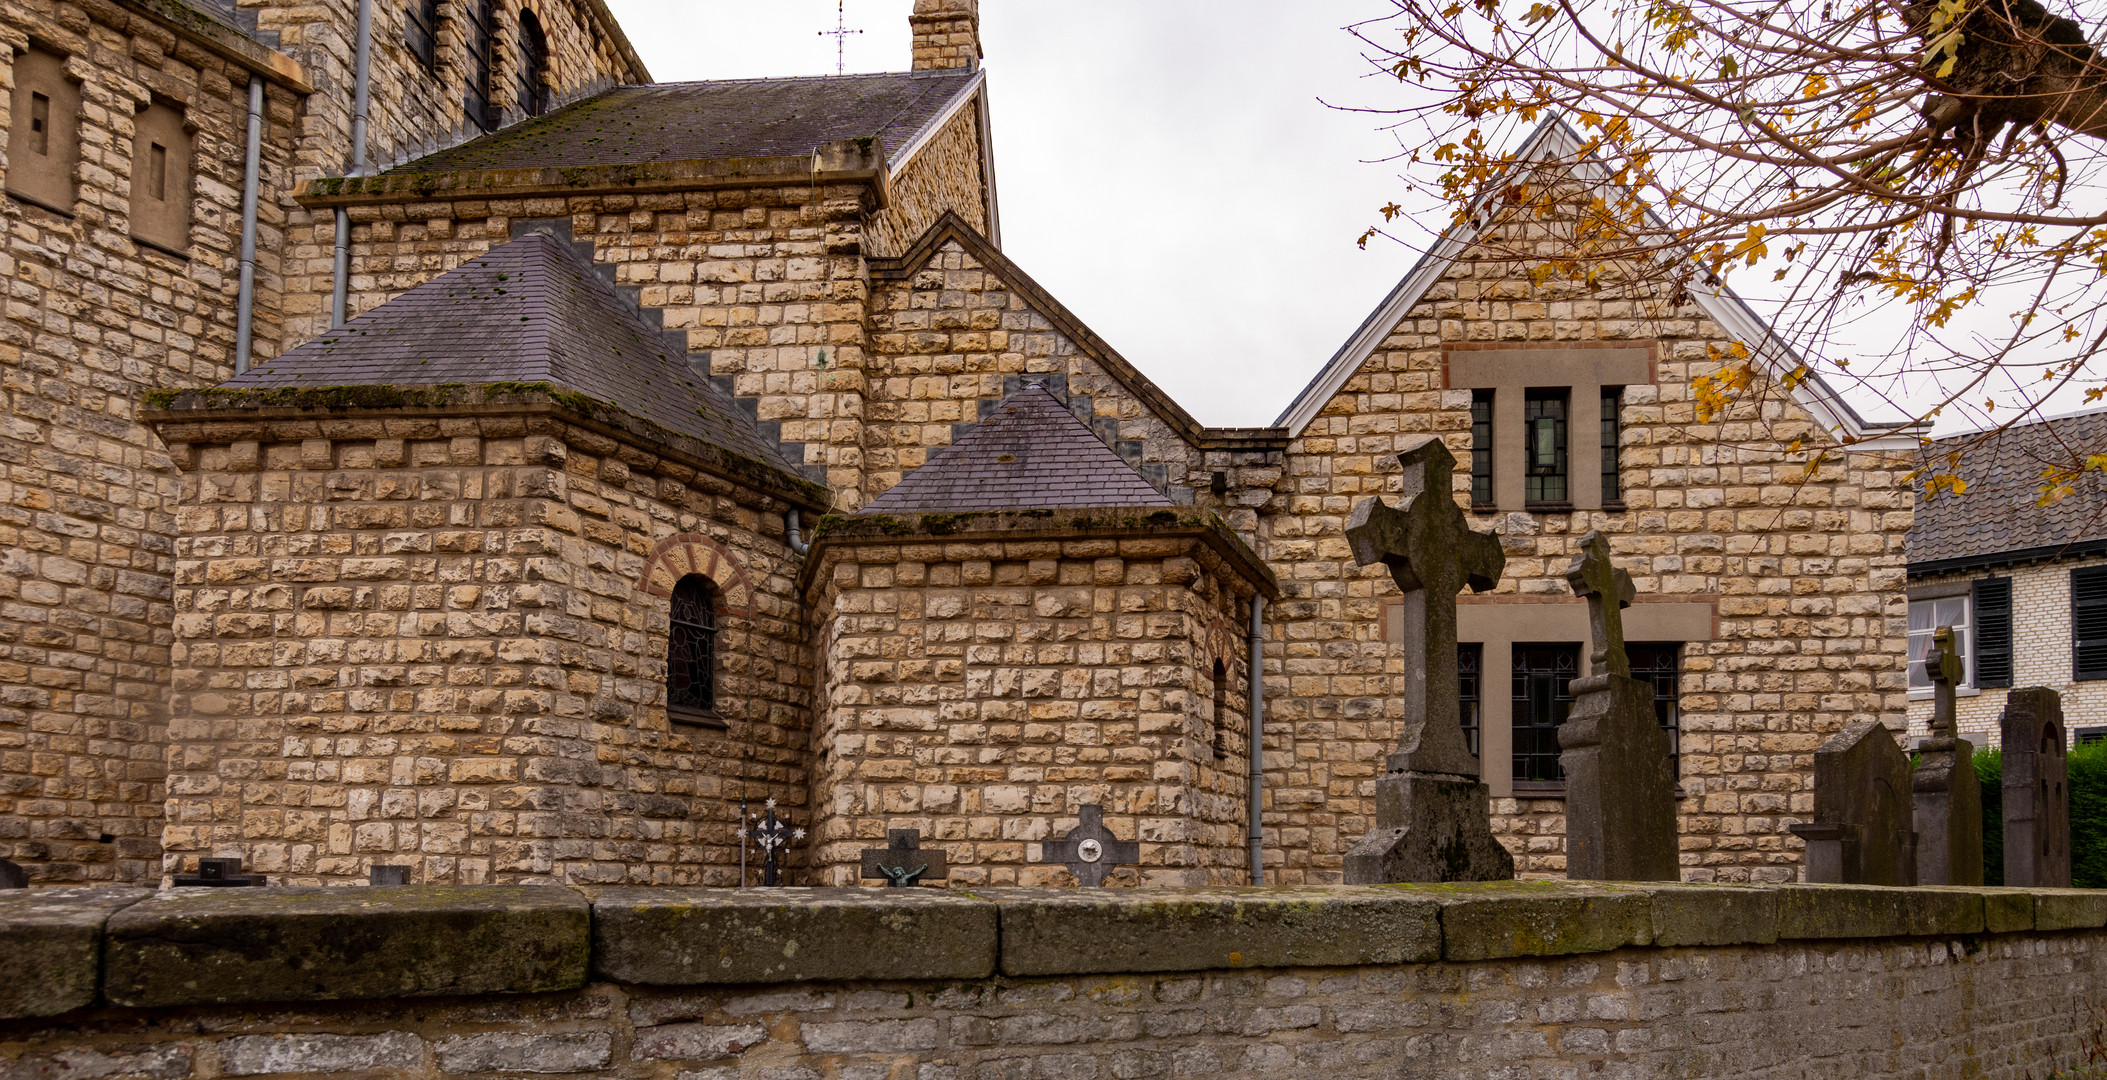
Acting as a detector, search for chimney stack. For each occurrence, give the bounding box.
[910,0,980,71]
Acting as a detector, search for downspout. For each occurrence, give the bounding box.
[233,75,263,373]
[332,0,374,327]
[1246,594,1266,885]
[786,508,810,557]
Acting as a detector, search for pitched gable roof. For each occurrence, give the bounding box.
[389,70,982,177]
[861,384,1174,513]
[1909,407,2107,572]
[1274,117,1921,449]
[222,231,808,482]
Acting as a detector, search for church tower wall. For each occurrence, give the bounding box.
[148,393,818,885]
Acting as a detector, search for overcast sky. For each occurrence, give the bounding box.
[601,0,1425,429]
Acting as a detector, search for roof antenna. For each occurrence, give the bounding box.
[819,0,862,75]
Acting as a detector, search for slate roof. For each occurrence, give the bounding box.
[222,231,805,478]
[179,0,280,47]
[1909,408,2107,569]
[861,384,1175,514]
[388,70,980,175]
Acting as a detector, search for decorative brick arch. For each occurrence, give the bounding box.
[640,534,756,618]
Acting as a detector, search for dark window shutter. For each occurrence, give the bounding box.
[1973,577,2013,688]
[2073,567,2107,680]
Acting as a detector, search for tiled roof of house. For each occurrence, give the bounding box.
[860,384,1174,514]
[221,231,805,477]
[1909,408,2107,568]
[388,70,980,175]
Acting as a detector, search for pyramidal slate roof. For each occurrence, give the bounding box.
[861,385,1174,514]
[221,232,805,478]
[389,70,980,176]
[1909,408,2107,570]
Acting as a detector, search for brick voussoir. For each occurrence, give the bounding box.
[1,883,2102,1018]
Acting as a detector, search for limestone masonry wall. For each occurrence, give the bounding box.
[866,107,988,260]
[3,882,2105,1079]
[0,0,304,884]
[150,402,814,885]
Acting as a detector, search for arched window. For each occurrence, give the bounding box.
[668,574,721,726]
[406,0,440,71]
[515,9,549,118]
[1210,659,1228,760]
[463,0,499,131]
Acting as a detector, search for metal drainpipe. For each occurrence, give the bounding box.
[1246,594,1267,886]
[332,0,374,328]
[786,508,810,557]
[233,75,263,373]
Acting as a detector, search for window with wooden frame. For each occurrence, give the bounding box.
[2073,566,2107,681]
[1511,642,1580,789]
[129,102,193,254]
[406,0,441,72]
[1457,642,1483,758]
[1470,390,1494,510]
[7,47,80,212]
[463,0,499,131]
[668,574,724,727]
[1523,390,1569,507]
[1972,577,2013,689]
[1600,387,1623,506]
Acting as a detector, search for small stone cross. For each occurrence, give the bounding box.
[1565,530,1636,678]
[1345,436,1506,779]
[1041,805,1140,887]
[1926,625,1965,745]
[860,829,949,888]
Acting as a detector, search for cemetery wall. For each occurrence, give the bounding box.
[146,390,823,886]
[800,511,1272,887]
[3,882,2106,1080]
[1907,557,2107,746]
[0,1,308,886]
[1262,224,1915,885]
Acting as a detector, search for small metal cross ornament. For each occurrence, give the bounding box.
[1041,804,1140,887]
[742,799,805,887]
[860,829,949,887]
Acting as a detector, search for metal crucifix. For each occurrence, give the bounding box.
[741,799,804,887]
[860,829,950,887]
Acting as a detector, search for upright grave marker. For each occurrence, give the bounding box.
[2000,687,2072,888]
[1341,437,1515,884]
[861,829,950,887]
[1789,721,1916,884]
[1559,531,1679,882]
[1913,627,1983,886]
[1042,805,1139,887]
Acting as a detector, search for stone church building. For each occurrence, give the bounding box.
[0,0,1921,888]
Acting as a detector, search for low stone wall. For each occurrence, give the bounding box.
[3,882,2105,1078]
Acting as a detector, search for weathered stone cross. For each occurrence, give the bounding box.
[1564,530,1636,678]
[1926,626,1964,745]
[1041,804,1140,887]
[859,829,949,888]
[1345,435,1506,779]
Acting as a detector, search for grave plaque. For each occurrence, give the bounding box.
[2000,687,2072,888]
[0,858,25,889]
[1340,437,1516,884]
[1041,805,1139,887]
[1913,626,1983,886]
[368,865,412,886]
[1789,720,1915,885]
[860,829,950,887]
[173,856,266,887]
[1559,531,1679,882]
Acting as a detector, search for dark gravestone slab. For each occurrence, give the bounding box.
[369,865,412,886]
[860,829,950,887]
[0,859,26,889]
[173,857,265,887]
[2001,687,2072,888]
[1789,720,1916,885]
[1041,805,1139,888]
[1559,531,1679,882]
[1913,627,1984,886]
[1341,437,1515,884]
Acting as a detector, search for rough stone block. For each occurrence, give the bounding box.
[633,1023,770,1061]
[432,1033,610,1073]
[2033,889,2107,931]
[1421,882,1653,961]
[103,886,589,1007]
[981,886,1442,977]
[1773,884,1983,940]
[590,887,995,984]
[1638,884,1780,947]
[0,887,148,1018]
[220,1033,423,1075]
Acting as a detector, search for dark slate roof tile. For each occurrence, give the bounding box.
[389,70,979,175]
[223,232,803,477]
[862,384,1174,514]
[1909,408,2107,565]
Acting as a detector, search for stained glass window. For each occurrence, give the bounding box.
[668,575,717,718]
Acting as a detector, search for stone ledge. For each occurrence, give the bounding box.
[0,882,2101,1018]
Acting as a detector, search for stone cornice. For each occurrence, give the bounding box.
[114,0,313,93]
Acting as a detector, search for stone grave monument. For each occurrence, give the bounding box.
[2000,687,2072,888]
[861,829,950,887]
[1342,436,1516,884]
[1042,805,1140,887]
[1789,721,1916,884]
[1913,627,1983,886]
[1559,531,1679,882]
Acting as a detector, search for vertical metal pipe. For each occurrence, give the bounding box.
[1246,594,1267,886]
[233,75,263,373]
[332,0,374,328]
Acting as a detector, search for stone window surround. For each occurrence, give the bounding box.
[5,46,83,217]
[1906,579,1982,700]
[1444,344,1654,513]
[129,100,196,258]
[1383,594,1717,798]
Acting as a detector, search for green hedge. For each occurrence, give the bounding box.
[1976,740,2107,888]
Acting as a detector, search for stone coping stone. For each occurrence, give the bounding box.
[2036,889,2107,932]
[1627,884,1781,947]
[1772,884,1984,940]
[589,887,997,985]
[1416,881,1655,962]
[0,887,148,1019]
[974,886,1442,977]
[102,885,589,1008]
